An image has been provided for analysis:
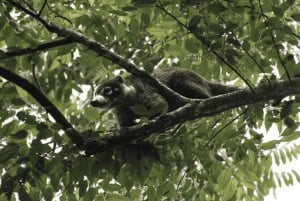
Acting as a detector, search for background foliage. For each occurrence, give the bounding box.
[1,0,300,200]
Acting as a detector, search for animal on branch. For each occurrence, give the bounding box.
[90,67,238,127]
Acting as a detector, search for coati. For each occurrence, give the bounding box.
[90,67,238,127]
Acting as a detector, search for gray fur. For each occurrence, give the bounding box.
[91,67,238,127]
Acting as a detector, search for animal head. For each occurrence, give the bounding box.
[90,76,136,109]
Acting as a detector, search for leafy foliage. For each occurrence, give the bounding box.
[0,0,300,200]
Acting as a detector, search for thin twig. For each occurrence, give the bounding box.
[7,0,54,30]
[218,15,271,84]
[205,109,248,147]
[38,0,47,16]
[258,0,291,80]
[46,3,72,25]
[174,171,187,199]
[156,3,254,91]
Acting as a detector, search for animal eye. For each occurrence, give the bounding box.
[102,86,113,95]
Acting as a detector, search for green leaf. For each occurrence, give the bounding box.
[68,10,88,19]
[281,127,295,136]
[281,0,294,11]
[83,188,97,201]
[250,28,260,42]
[44,187,54,201]
[261,140,279,150]
[0,143,19,163]
[37,128,53,139]
[272,6,283,17]
[104,183,122,191]
[56,44,76,56]
[185,37,201,53]
[273,151,280,166]
[227,37,240,48]
[106,194,130,201]
[18,187,31,201]
[15,86,29,104]
[10,130,28,139]
[79,180,88,197]
[291,170,300,183]
[279,149,287,164]
[209,23,224,34]
[110,9,128,16]
[291,14,300,21]
[208,2,227,14]
[130,104,149,116]
[148,101,167,117]
[146,186,156,201]
[146,27,168,37]
[222,179,238,201]
[116,22,126,38]
[0,121,17,138]
[217,169,232,190]
[189,15,201,29]
[84,106,100,121]
[280,101,293,118]
[1,173,15,200]
[88,0,95,6]
[16,111,26,120]
[282,131,300,142]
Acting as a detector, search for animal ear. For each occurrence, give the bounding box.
[115,76,123,83]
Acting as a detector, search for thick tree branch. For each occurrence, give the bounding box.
[84,77,300,154]
[0,66,84,148]
[0,39,73,60]
[1,60,300,154]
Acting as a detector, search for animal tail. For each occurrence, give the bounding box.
[208,82,239,96]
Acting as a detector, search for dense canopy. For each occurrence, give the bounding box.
[1,0,300,200]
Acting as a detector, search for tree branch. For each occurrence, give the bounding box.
[1,64,299,155]
[217,16,270,83]
[84,77,300,154]
[37,0,47,16]
[258,0,291,80]
[6,0,189,108]
[0,39,73,60]
[0,66,84,148]
[6,0,300,155]
[155,3,254,90]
